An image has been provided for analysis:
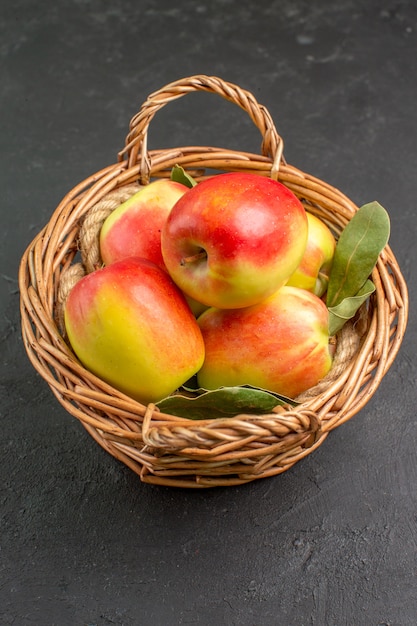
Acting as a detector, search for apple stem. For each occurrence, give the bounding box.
[180,250,207,266]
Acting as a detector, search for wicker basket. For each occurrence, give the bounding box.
[19,75,408,488]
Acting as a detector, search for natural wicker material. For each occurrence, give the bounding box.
[19,75,408,488]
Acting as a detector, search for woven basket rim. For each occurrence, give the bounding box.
[18,75,409,488]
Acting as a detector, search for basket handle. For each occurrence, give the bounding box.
[118,74,285,183]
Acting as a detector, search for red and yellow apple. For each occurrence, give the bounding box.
[197,285,333,398]
[184,295,209,318]
[286,212,336,297]
[64,257,205,404]
[161,172,309,309]
[99,179,188,269]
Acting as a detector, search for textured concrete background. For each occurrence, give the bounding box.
[1,1,416,624]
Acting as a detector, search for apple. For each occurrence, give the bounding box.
[64,257,205,404]
[184,294,209,318]
[286,211,336,297]
[197,285,333,398]
[161,172,308,309]
[99,179,188,269]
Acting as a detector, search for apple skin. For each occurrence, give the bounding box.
[197,285,333,399]
[99,179,188,269]
[161,172,308,309]
[286,212,336,297]
[64,257,205,404]
[184,294,209,318]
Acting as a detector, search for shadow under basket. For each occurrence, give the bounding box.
[19,75,409,488]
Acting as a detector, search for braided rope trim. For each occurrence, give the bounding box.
[79,183,142,273]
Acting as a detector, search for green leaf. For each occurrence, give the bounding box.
[156,385,297,420]
[328,279,375,336]
[326,201,390,308]
[170,164,198,188]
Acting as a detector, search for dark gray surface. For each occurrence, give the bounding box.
[1,1,416,624]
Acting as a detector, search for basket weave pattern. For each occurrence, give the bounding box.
[19,75,408,488]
